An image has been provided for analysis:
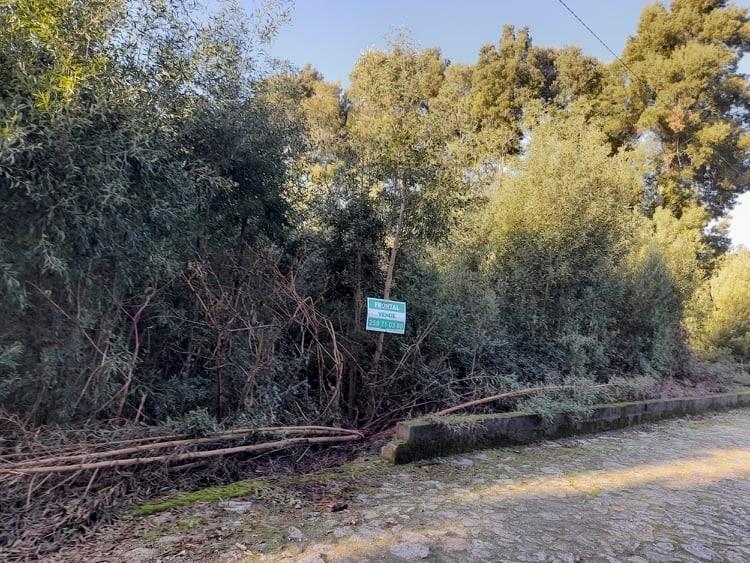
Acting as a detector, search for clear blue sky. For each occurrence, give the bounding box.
[260,0,750,248]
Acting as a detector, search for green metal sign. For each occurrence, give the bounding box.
[366,297,406,335]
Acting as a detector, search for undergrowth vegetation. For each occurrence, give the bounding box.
[1,0,749,433]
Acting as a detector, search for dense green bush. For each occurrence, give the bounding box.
[689,250,750,361]
[426,118,700,384]
[0,0,305,424]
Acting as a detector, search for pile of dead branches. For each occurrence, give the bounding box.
[0,424,362,560]
[0,382,629,559]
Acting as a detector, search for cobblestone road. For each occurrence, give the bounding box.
[87,410,750,562]
[247,411,750,562]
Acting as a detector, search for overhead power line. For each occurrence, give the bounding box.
[554,0,648,88]
[555,0,745,179]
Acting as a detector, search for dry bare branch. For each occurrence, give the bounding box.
[1,434,362,475]
[434,384,614,416]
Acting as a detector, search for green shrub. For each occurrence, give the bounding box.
[688,251,750,361]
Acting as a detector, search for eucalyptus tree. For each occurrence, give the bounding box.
[347,40,472,370]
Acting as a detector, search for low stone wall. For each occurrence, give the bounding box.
[382,391,750,464]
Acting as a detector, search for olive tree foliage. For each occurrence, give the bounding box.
[0,0,306,424]
[617,207,707,376]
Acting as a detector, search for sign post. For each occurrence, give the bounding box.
[366,297,406,335]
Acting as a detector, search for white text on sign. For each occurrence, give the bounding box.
[366,297,406,334]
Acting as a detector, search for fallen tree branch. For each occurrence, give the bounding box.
[2,426,363,469]
[1,434,362,475]
[223,425,363,437]
[434,384,615,416]
[0,432,197,463]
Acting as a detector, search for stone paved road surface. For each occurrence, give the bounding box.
[77,410,750,562]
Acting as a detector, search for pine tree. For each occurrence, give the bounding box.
[623,0,750,218]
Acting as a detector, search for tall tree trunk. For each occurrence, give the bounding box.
[348,249,364,413]
[371,182,406,372]
[383,196,406,300]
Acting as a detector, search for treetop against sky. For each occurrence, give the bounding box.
[265,0,750,248]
